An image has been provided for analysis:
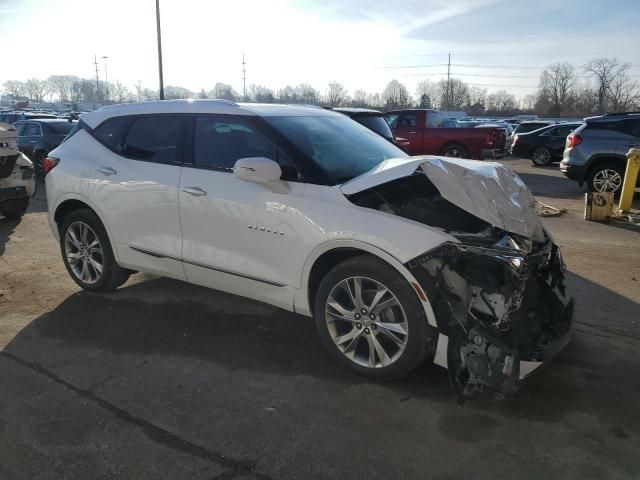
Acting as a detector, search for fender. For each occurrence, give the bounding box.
[49,192,122,265]
[294,239,438,328]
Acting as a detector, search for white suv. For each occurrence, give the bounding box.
[45,100,573,399]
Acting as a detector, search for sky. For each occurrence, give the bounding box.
[1,0,639,100]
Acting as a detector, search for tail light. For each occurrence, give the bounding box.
[484,131,496,146]
[43,156,60,176]
[567,134,583,148]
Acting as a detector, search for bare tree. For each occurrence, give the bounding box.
[538,62,577,116]
[467,86,487,114]
[486,90,517,113]
[584,57,623,113]
[249,84,275,103]
[351,89,369,107]
[210,83,237,101]
[2,80,26,98]
[112,81,129,103]
[326,81,347,106]
[197,89,208,99]
[382,80,410,110]
[24,78,47,102]
[607,67,640,112]
[438,78,468,110]
[277,85,298,103]
[164,85,193,99]
[416,80,438,108]
[295,83,320,104]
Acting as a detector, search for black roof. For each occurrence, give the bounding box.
[333,107,383,116]
[18,118,77,124]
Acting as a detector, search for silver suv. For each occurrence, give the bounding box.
[560,112,640,194]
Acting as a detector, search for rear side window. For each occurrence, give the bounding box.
[618,119,640,137]
[23,123,42,136]
[193,116,276,170]
[49,122,76,135]
[123,116,181,164]
[93,116,131,151]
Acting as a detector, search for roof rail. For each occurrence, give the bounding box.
[209,99,239,107]
[603,111,640,116]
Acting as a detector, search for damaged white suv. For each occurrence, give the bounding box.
[45,101,573,399]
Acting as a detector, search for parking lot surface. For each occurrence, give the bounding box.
[1,159,639,480]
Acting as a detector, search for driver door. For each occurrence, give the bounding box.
[178,115,305,309]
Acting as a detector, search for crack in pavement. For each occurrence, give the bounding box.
[0,351,273,480]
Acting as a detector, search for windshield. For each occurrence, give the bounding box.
[265,115,407,184]
[354,115,394,140]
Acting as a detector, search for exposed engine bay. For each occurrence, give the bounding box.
[348,172,574,399]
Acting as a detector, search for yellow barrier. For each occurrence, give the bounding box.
[617,148,640,213]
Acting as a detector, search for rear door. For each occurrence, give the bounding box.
[87,114,186,280]
[546,125,579,156]
[617,118,640,152]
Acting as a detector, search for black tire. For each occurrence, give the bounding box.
[314,255,432,381]
[587,161,625,196]
[440,144,468,159]
[0,199,29,219]
[59,208,130,292]
[531,146,552,166]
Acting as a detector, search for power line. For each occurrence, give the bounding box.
[389,51,640,58]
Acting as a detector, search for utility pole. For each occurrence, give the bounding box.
[155,0,165,100]
[102,56,109,103]
[446,52,451,110]
[242,53,247,101]
[93,55,100,99]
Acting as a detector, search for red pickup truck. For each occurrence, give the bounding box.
[384,109,506,159]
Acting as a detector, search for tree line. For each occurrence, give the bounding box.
[2,57,638,116]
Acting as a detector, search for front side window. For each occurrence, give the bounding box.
[397,113,418,129]
[123,116,180,164]
[265,115,408,184]
[354,115,394,140]
[194,116,276,171]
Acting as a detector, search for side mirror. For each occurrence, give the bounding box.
[233,157,282,183]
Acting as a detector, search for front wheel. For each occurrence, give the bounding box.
[314,256,432,381]
[531,146,552,166]
[59,208,130,292]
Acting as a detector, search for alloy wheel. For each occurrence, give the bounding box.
[593,169,622,193]
[324,276,408,369]
[532,147,551,165]
[444,148,463,158]
[64,221,104,284]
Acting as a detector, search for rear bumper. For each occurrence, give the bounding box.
[0,185,28,202]
[559,161,586,182]
[481,148,506,160]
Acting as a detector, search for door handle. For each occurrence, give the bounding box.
[409,131,417,134]
[96,166,117,176]
[182,186,207,197]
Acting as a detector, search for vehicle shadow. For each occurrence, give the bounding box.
[517,171,586,199]
[0,217,21,257]
[2,272,639,431]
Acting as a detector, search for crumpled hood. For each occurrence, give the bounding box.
[340,156,544,240]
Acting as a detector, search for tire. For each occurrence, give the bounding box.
[531,146,552,166]
[440,144,468,159]
[59,208,130,292]
[587,162,625,196]
[314,255,432,381]
[0,199,29,219]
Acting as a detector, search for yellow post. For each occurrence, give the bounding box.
[618,148,640,213]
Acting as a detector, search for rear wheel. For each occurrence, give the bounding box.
[587,162,624,195]
[59,208,130,292]
[314,256,432,381]
[531,146,552,166]
[440,144,468,158]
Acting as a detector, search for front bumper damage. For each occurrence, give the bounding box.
[407,232,573,400]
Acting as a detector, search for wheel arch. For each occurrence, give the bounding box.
[585,153,627,178]
[52,194,121,263]
[296,240,438,328]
